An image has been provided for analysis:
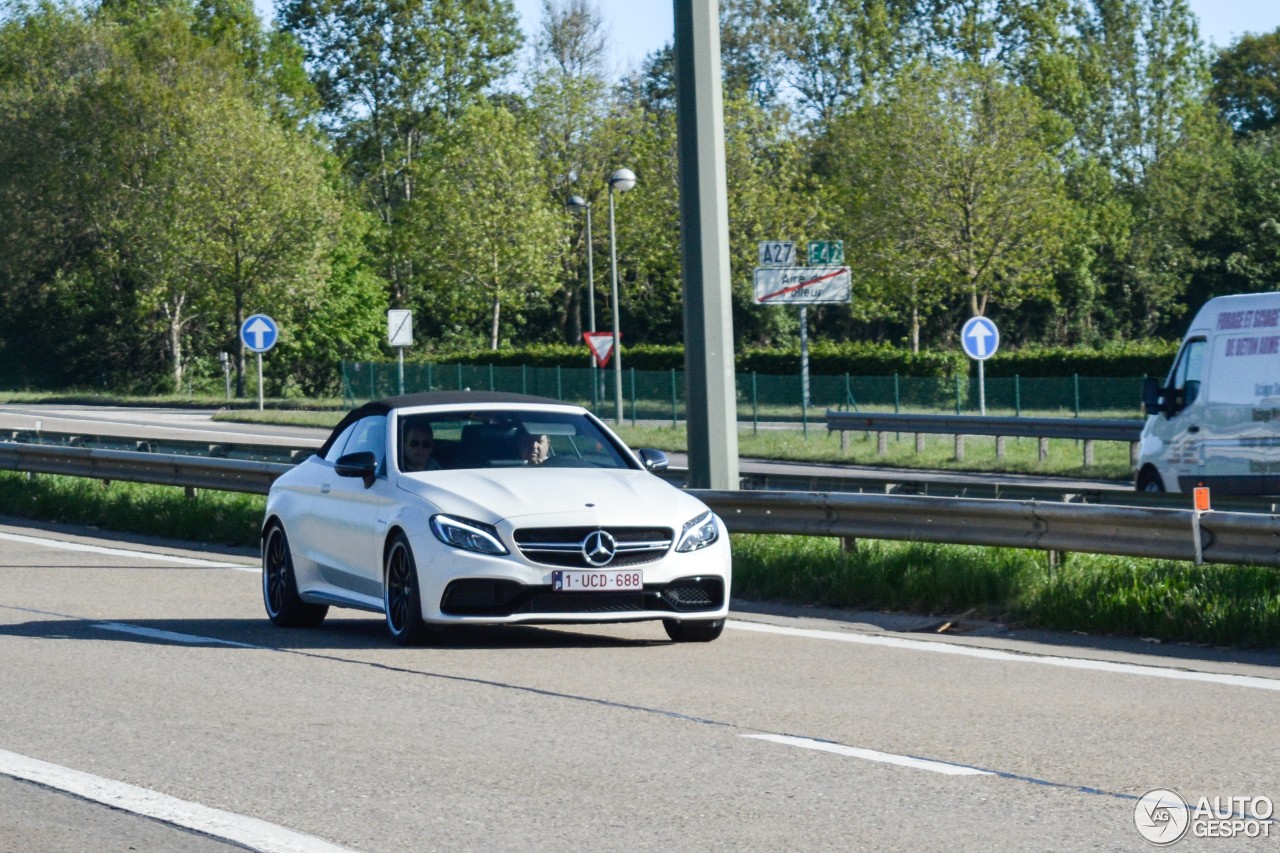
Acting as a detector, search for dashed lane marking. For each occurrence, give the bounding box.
[94,622,261,648]
[743,734,994,776]
[0,748,357,853]
[0,531,257,571]
[727,620,1280,692]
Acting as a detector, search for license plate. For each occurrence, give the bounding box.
[552,569,644,592]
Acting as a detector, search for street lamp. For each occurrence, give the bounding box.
[566,194,596,347]
[607,168,636,424]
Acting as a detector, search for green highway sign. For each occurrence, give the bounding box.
[808,240,844,265]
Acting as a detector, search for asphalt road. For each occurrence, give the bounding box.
[1,520,1277,851]
[0,403,1131,492]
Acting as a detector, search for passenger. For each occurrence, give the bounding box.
[518,433,550,466]
[402,423,441,472]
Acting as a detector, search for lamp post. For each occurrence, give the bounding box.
[607,168,636,424]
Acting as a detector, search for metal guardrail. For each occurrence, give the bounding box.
[0,443,286,495]
[696,489,1280,567]
[826,410,1145,466]
[3,443,1279,567]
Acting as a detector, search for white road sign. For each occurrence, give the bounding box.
[239,314,278,353]
[753,266,852,305]
[757,241,796,266]
[961,316,999,360]
[387,309,413,347]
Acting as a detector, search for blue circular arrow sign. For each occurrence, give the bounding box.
[960,316,999,361]
[240,314,279,354]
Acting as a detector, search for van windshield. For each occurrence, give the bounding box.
[1172,339,1207,406]
[397,410,634,472]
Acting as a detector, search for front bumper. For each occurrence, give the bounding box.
[405,517,732,625]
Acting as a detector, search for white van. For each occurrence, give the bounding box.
[1138,292,1280,494]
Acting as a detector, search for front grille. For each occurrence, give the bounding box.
[513,526,673,569]
[439,575,723,618]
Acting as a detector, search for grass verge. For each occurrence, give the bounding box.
[213,411,1134,479]
[614,424,1133,480]
[0,471,264,546]
[732,535,1280,648]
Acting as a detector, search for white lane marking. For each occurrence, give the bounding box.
[0,748,354,853]
[0,531,258,571]
[94,622,260,649]
[727,621,1280,692]
[743,733,993,776]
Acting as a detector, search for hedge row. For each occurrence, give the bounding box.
[982,341,1181,378]
[425,342,966,378]
[420,339,1182,379]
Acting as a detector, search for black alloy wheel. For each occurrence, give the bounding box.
[663,617,725,643]
[262,523,328,628]
[384,533,431,645]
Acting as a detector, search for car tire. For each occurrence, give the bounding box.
[663,618,725,643]
[384,533,431,646]
[1136,467,1165,492]
[262,523,328,628]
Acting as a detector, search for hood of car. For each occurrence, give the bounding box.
[396,467,705,527]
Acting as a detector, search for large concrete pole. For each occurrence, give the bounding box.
[673,0,739,490]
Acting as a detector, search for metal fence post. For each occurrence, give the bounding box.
[522,365,527,395]
[557,365,563,400]
[1074,373,1080,418]
[457,363,462,391]
[844,373,851,411]
[955,375,962,415]
[671,369,678,426]
[893,373,900,414]
[591,366,599,412]
[752,372,758,435]
[630,367,637,427]
[370,362,375,400]
[1015,374,1021,417]
[801,382,808,438]
[427,362,433,392]
[489,364,495,392]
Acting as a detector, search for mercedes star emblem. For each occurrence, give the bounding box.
[581,530,617,566]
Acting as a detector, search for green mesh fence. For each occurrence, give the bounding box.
[341,361,1146,423]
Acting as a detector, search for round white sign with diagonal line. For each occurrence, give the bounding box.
[1135,789,1191,846]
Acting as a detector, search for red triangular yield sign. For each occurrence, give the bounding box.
[583,332,619,367]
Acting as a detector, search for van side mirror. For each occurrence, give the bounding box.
[637,448,669,472]
[1142,378,1161,415]
[335,451,377,487]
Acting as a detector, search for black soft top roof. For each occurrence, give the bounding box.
[317,390,577,458]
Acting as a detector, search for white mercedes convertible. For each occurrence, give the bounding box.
[261,392,731,644]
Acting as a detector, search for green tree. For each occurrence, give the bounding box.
[826,63,1074,344]
[1212,28,1280,135]
[412,103,560,349]
[279,0,523,306]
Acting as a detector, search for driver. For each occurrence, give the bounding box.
[518,432,550,466]
[402,423,441,472]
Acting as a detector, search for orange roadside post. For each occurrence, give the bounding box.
[1194,486,1210,512]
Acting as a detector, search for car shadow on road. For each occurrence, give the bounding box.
[0,616,670,651]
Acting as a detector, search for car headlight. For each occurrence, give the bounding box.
[676,511,719,552]
[429,514,508,555]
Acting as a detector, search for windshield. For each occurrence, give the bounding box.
[397,410,635,472]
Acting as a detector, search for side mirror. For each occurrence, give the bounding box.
[1142,378,1161,415]
[638,448,669,472]
[335,451,377,487]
